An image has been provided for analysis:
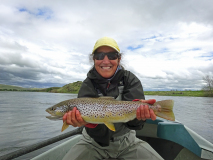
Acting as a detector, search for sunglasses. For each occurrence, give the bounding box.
[93,52,120,60]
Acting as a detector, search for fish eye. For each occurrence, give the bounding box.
[51,108,54,110]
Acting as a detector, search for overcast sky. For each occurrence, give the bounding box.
[0,0,212,91]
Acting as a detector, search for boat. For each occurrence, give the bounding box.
[31,118,213,160]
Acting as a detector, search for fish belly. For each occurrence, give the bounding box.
[81,111,136,124]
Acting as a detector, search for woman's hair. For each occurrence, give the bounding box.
[88,52,125,69]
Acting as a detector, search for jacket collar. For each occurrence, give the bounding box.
[87,66,124,96]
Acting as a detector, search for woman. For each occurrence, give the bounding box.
[62,37,163,160]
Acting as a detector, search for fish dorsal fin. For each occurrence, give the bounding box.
[99,96,115,100]
[104,122,116,131]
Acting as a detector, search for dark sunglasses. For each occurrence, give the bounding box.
[93,52,120,60]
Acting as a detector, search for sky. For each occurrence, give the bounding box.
[0,0,213,91]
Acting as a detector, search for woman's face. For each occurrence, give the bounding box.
[94,46,120,78]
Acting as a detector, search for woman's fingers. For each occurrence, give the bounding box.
[66,111,75,126]
[76,110,88,125]
[143,105,150,119]
[150,109,157,121]
[65,107,86,127]
[137,107,142,120]
[72,107,82,127]
[136,105,156,121]
[63,113,67,123]
[140,99,156,105]
[137,105,147,121]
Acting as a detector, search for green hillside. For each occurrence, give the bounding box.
[144,90,205,97]
[0,81,83,93]
[34,81,83,93]
[38,87,61,92]
[0,84,31,91]
[1,82,211,97]
[54,81,82,93]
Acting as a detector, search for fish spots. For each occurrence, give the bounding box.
[102,106,107,110]
[61,98,140,122]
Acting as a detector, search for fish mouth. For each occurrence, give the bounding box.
[46,116,62,121]
[46,108,64,117]
[45,109,51,113]
[46,109,54,115]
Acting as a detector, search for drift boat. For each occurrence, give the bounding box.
[31,118,213,160]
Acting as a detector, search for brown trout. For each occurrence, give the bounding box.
[46,97,175,132]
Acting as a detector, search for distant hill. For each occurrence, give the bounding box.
[33,81,83,93]
[0,84,31,91]
[0,83,210,97]
[38,87,61,92]
[0,81,83,93]
[52,81,83,93]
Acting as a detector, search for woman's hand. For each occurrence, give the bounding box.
[63,107,88,127]
[136,99,157,121]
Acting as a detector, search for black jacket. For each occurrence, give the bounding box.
[78,67,145,146]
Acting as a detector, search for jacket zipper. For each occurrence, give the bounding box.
[106,81,111,92]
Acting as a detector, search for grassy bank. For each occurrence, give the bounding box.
[0,82,82,93]
[144,90,205,97]
[1,83,212,97]
[0,84,40,91]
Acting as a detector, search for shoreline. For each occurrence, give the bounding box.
[144,90,213,97]
[0,90,212,97]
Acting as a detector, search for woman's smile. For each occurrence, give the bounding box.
[100,66,112,70]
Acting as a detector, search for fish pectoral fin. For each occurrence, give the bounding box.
[61,121,69,132]
[104,122,115,131]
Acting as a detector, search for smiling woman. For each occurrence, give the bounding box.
[62,37,164,160]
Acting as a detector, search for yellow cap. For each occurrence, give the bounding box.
[92,37,120,54]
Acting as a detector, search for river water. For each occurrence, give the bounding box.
[0,91,212,159]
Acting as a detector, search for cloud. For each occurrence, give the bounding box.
[0,0,213,90]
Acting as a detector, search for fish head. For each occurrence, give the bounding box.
[46,100,70,118]
[45,106,65,117]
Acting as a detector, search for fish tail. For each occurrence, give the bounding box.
[154,100,175,121]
